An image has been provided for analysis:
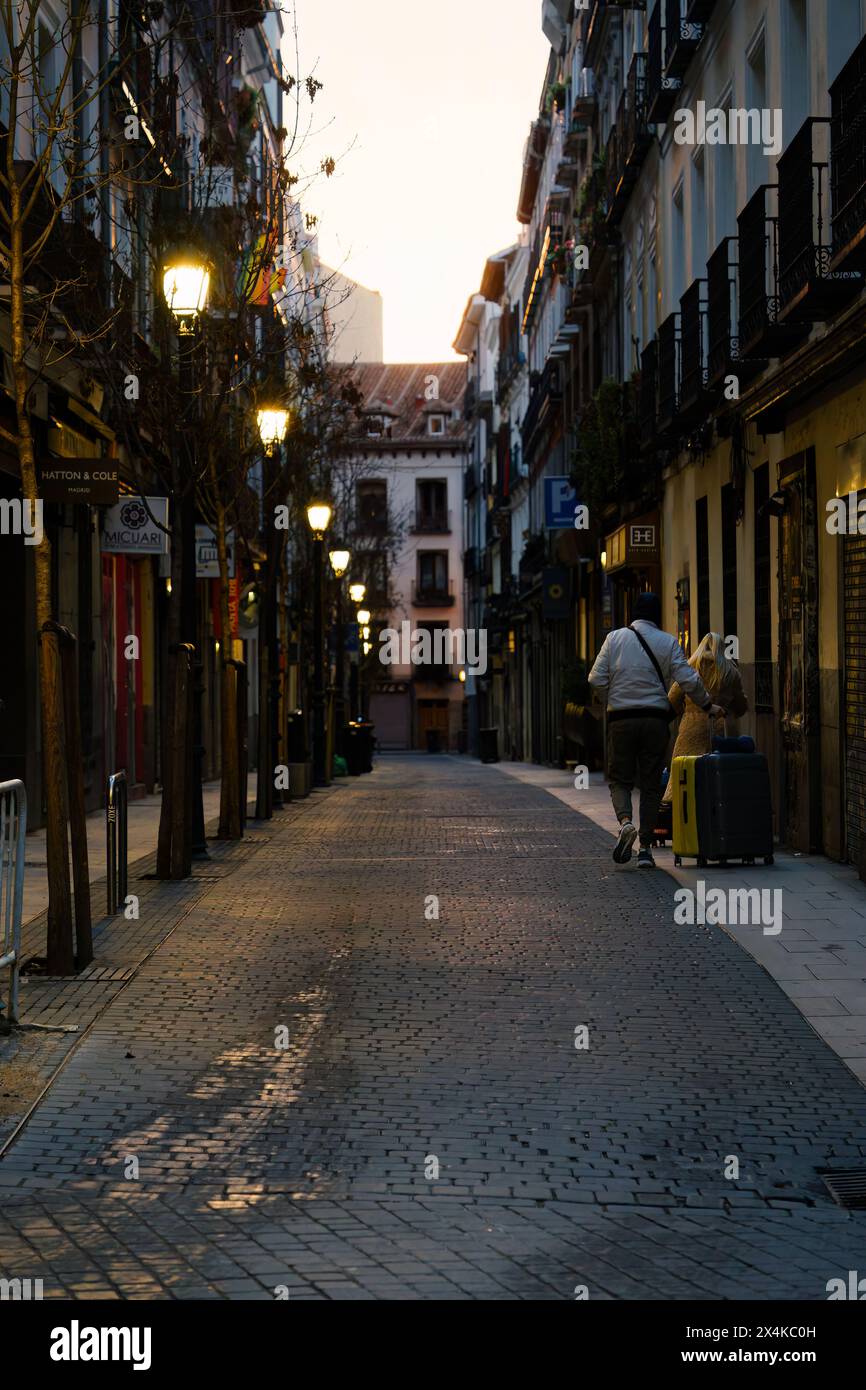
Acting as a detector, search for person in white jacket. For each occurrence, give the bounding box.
[588,593,724,868]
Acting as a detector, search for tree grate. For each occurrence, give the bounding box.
[820,1169,866,1209]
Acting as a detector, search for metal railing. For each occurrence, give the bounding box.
[107,770,128,915]
[0,780,26,1025]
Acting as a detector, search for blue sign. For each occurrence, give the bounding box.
[544,476,578,530]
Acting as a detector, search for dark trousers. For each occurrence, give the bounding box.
[607,717,670,846]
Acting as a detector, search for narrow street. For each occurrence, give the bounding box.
[1,757,865,1300]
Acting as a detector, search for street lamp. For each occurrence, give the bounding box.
[257,407,290,452]
[254,405,290,819]
[162,254,210,865]
[328,547,352,753]
[163,262,210,323]
[306,501,332,784]
[356,608,371,627]
[348,582,366,604]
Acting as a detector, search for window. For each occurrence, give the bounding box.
[691,150,707,283]
[417,551,449,599]
[721,483,738,643]
[695,496,710,641]
[366,414,386,438]
[671,180,685,310]
[355,480,388,535]
[427,414,446,436]
[782,1,809,148]
[746,33,768,196]
[828,0,863,85]
[713,99,736,243]
[754,463,773,710]
[414,622,453,680]
[415,479,448,532]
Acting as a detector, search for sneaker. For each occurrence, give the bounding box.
[613,821,637,864]
[637,847,656,869]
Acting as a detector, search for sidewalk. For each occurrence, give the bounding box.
[20,779,245,927]
[494,762,866,1086]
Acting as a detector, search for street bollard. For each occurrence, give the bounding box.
[107,771,128,915]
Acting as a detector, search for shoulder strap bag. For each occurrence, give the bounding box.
[628,624,676,722]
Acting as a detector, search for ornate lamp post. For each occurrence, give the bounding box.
[329,547,351,755]
[306,501,333,786]
[255,406,290,817]
[347,583,366,718]
[162,256,210,862]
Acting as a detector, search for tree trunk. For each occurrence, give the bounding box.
[212,466,240,838]
[8,182,75,973]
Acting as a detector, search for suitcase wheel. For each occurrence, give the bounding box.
[764,854,774,866]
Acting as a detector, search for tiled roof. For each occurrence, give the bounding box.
[339,362,469,444]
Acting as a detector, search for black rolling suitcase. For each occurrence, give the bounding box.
[688,752,775,867]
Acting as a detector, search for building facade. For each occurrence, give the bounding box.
[341,363,469,751]
[461,0,866,865]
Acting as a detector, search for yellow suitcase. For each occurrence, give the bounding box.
[671,755,700,858]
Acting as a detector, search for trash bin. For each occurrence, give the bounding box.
[343,723,363,776]
[479,727,499,764]
[426,728,442,754]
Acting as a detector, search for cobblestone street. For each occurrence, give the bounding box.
[2,755,866,1300]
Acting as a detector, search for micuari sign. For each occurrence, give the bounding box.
[101,496,169,554]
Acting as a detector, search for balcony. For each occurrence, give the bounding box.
[647,1,682,123]
[677,280,710,426]
[411,510,452,535]
[623,53,652,171]
[521,358,564,456]
[706,236,767,391]
[564,70,596,155]
[656,313,680,436]
[605,118,627,229]
[737,185,810,359]
[664,0,704,80]
[831,35,866,273]
[639,339,658,448]
[412,580,456,608]
[778,118,862,324]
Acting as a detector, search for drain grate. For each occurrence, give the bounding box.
[820,1169,866,1209]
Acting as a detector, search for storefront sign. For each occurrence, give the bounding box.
[228,577,240,637]
[39,459,118,505]
[195,525,235,579]
[604,512,660,571]
[101,496,169,554]
[542,566,570,620]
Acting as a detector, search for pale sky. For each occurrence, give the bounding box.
[290,1,550,363]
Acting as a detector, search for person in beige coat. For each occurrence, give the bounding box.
[662,632,749,803]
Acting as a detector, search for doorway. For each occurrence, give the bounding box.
[778,448,821,853]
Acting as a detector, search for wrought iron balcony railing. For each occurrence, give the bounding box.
[623,52,652,171]
[778,117,862,323]
[706,235,767,391]
[411,510,452,535]
[412,580,455,608]
[657,312,680,435]
[737,184,808,360]
[678,279,709,424]
[639,338,658,446]
[831,34,866,274]
[647,1,682,124]
[665,0,704,79]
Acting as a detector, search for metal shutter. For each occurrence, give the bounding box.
[844,506,866,863]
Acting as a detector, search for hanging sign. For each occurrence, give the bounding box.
[101,496,169,554]
[39,458,118,504]
[195,525,236,579]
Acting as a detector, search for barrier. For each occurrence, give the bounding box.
[0,780,26,1025]
[107,771,128,914]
